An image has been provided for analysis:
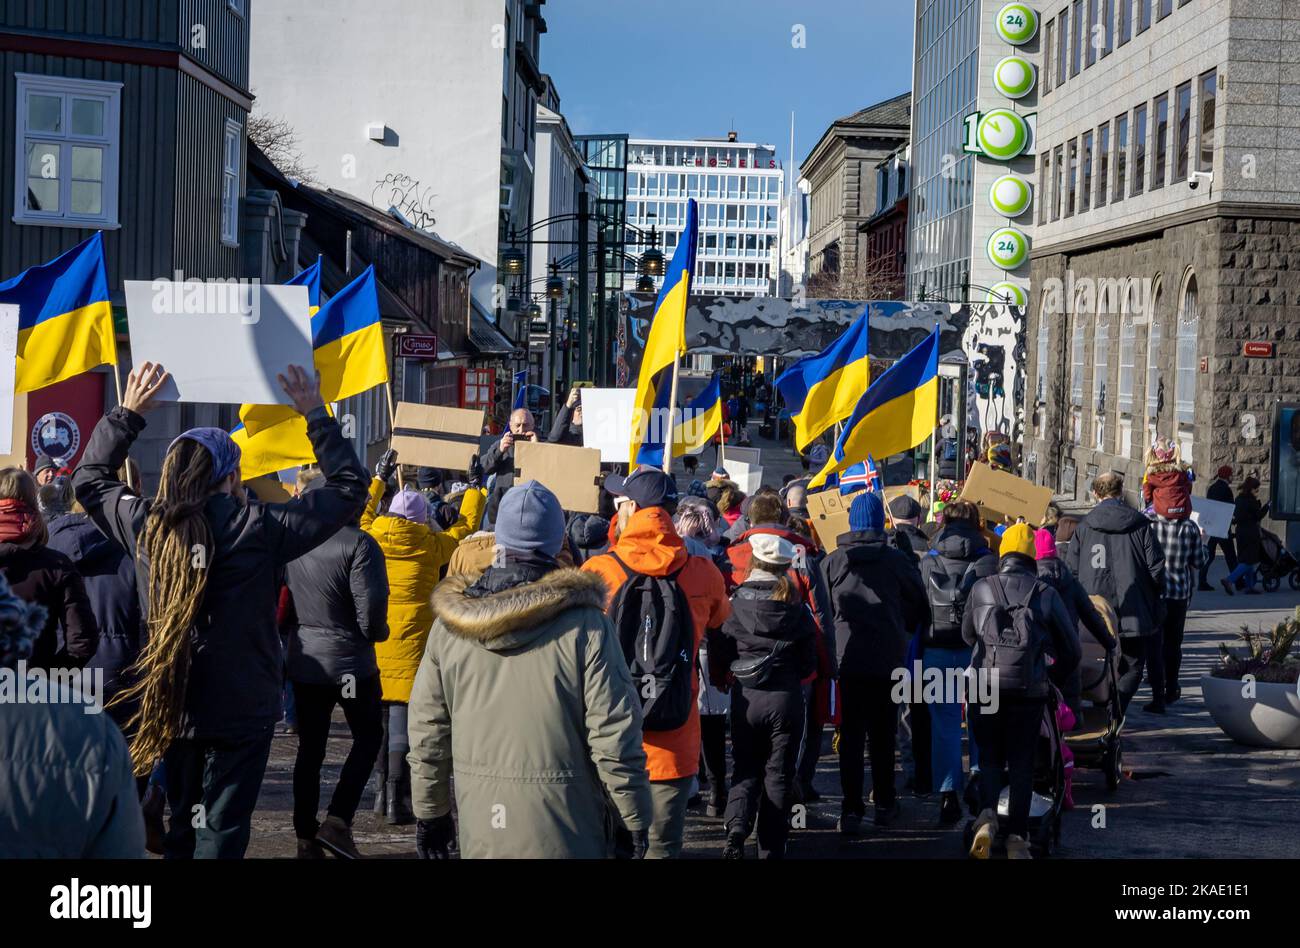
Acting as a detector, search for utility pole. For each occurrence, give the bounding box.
[577,190,590,381]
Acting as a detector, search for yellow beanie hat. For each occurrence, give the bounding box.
[1000,522,1036,559]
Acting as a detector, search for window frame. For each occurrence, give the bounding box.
[1114,112,1128,202]
[13,72,122,229]
[1133,103,1148,195]
[221,117,242,247]
[1175,80,1192,183]
[1098,121,1110,207]
[1198,70,1217,173]
[1152,93,1169,190]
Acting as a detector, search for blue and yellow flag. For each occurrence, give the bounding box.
[295,257,322,318]
[241,264,387,437]
[808,327,940,490]
[775,313,870,452]
[0,233,116,393]
[636,371,722,469]
[239,261,323,436]
[230,418,313,481]
[630,198,697,469]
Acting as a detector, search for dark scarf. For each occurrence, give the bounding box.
[466,549,560,597]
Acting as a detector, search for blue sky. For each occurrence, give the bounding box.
[542,0,914,175]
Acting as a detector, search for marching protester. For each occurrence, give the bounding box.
[407,481,652,858]
[1147,508,1208,709]
[548,385,584,446]
[480,407,538,523]
[0,574,145,858]
[361,449,485,825]
[33,453,60,486]
[708,533,817,859]
[824,490,930,833]
[918,499,996,823]
[963,524,1080,860]
[1198,465,1237,591]
[1064,473,1166,714]
[72,361,369,859]
[1222,476,1268,596]
[583,467,730,857]
[0,468,98,672]
[888,494,930,557]
[283,469,390,859]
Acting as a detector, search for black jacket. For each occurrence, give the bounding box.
[823,529,930,679]
[547,403,583,447]
[709,581,818,691]
[890,523,930,558]
[284,524,389,686]
[1207,477,1234,507]
[0,541,98,671]
[919,522,998,649]
[480,434,532,523]
[1233,493,1268,564]
[46,512,140,708]
[72,405,368,742]
[1064,498,1165,639]
[962,555,1082,698]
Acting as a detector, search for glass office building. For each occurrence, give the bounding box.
[906,0,980,300]
[625,137,784,296]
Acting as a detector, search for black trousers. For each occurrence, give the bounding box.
[1160,598,1191,696]
[698,713,727,802]
[796,682,823,789]
[723,685,802,858]
[163,730,274,859]
[291,674,384,840]
[973,693,1044,838]
[837,675,898,814]
[1117,632,1165,711]
[908,699,933,794]
[1199,535,1237,586]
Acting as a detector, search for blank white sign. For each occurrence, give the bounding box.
[124,281,313,404]
[0,305,16,455]
[1191,496,1235,540]
[581,387,637,463]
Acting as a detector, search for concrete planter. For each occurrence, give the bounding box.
[1201,675,1300,749]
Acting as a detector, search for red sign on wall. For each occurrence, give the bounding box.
[27,373,105,470]
[1243,341,1275,358]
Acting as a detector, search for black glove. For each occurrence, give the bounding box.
[415,814,454,859]
[467,454,484,488]
[375,448,398,484]
[613,825,649,859]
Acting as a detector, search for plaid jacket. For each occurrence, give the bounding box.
[1149,515,1208,601]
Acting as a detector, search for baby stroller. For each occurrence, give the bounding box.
[1256,529,1300,593]
[1063,595,1125,790]
[962,695,1066,858]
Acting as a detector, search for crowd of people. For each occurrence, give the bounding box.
[0,361,1249,862]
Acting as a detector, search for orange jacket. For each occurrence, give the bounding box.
[582,507,730,781]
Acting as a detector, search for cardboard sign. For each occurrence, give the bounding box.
[1191,496,1235,539]
[722,445,761,467]
[0,306,17,455]
[805,488,852,553]
[882,484,920,506]
[515,440,603,513]
[959,461,1054,527]
[723,459,763,494]
[390,402,486,471]
[124,281,313,404]
[581,387,636,463]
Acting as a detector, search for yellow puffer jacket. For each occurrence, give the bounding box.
[361,478,485,702]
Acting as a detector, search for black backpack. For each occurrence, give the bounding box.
[608,552,695,732]
[977,577,1047,692]
[925,555,983,638]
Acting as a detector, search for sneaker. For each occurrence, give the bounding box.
[874,800,901,827]
[1165,687,1183,705]
[296,838,325,859]
[1144,701,1167,715]
[838,811,864,836]
[968,809,996,860]
[705,795,726,819]
[316,815,362,859]
[1220,578,1235,596]
[1004,834,1033,860]
[721,831,746,859]
[939,791,963,827]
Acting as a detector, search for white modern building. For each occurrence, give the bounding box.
[779,180,810,297]
[625,134,784,297]
[249,0,548,313]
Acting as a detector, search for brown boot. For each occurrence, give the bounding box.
[1005,834,1033,860]
[316,815,362,859]
[969,808,996,860]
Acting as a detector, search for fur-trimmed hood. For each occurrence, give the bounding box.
[431,568,609,650]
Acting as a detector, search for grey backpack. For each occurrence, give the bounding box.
[978,578,1048,692]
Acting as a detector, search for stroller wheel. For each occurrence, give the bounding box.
[1290,569,1300,591]
[1263,575,1281,593]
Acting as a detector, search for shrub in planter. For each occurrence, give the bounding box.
[1209,609,1300,686]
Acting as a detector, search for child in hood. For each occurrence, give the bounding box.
[1142,437,1192,520]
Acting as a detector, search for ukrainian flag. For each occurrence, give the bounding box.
[636,371,722,469]
[239,261,323,436]
[0,233,116,393]
[808,327,940,490]
[775,313,870,452]
[295,257,323,318]
[630,198,696,469]
[230,418,313,481]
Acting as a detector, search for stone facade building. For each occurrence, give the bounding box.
[1024,0,1300,534]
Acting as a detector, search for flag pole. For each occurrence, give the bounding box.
[662,356,680,475]
[385,380,404,491]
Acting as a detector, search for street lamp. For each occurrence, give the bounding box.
[546,260,564,301]
[636,274,656,293]
[501,245,526,277]
[639,224,664,277]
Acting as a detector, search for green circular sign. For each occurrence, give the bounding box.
[987,227,1030,270]
[993,55,1036,99]
[996,3,1039,44]
[977,109,1030,160]
[989,174,1033,217]
[987,282,1029,307]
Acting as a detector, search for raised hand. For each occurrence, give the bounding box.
[123,361,171,414]
[277,364,324,416]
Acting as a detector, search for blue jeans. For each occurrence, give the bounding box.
[924,646,979,794]
[1227,562,1258,589]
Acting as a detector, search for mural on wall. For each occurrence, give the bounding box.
[615,293,1027,449]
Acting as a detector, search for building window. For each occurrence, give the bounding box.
[1070,314,1086,406]
[1081,130,1093,212]
[1086,0,1098,67]
[1094,316,1109,414]
[222,119,241,246]
[1145,300,1162,421]
[1057,10,1069,87]
[1175,81,1192,183]
[1103,0,1114,54]
[1038,151,1051,225]
[1133,103,1147,194]
[1115,113,1128,201]
[228,0,246,16]
[13,73,121,227]
[1119,0,1133,44]
[1071,0,1084,76]
[1053,144,1064,221]
[1157,0,1173,19]
[1175,275,1198,426]
[1199,70,1217,172]
[1139,0,1152,32]
[1098,123,1110,206]
[1036,308,1051,403]
[1066,138,1078,217]
[1153,93,1169,189]
[1118,311,1136,413]
[1044,19,1055,93]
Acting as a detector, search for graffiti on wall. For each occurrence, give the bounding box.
[371,173,437,229]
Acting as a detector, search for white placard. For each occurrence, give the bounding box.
[723,459,764,494]
[0,305,17,455]
[723,445,761,467]
[581,387,636,463]
[124,281,313,404]
[1191,496,1235,540]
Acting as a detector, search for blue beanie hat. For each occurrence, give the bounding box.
[494,480,565,558]
[848,490,885,532]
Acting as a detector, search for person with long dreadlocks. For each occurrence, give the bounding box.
[72,361,369,859]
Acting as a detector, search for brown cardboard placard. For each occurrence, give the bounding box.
[959,461,1054,527]
[804,488,853,554]
[390,402,485,471]
[514,439,603,513]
